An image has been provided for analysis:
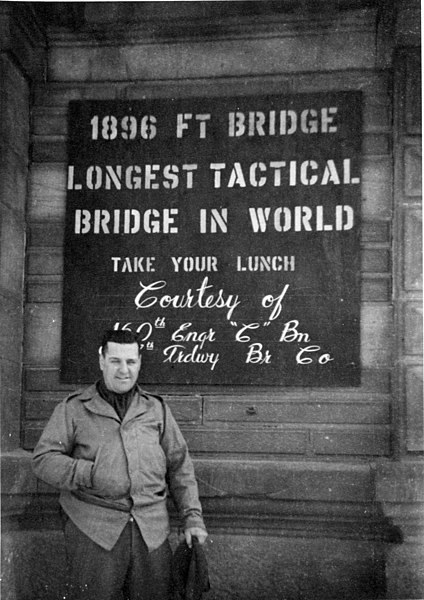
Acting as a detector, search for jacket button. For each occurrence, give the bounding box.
[129,516,134,522]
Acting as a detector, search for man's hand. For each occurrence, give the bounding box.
[184,526,208,547]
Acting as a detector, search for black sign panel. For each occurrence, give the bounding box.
[61,92,362,386]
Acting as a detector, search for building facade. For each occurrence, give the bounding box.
[1,2,422,599]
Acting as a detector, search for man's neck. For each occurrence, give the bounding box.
[96,379,136,420]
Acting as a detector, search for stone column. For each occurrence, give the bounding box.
[376,2,423,598]
[0,3,46,452]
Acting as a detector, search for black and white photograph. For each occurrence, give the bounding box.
[1,1,422,599]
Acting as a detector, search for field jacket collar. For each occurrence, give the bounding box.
[78,383,151,423]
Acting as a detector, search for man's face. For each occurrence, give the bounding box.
[99,342,141,394]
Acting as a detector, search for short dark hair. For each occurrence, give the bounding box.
[100,329,142,356]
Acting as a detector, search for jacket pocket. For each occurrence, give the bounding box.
[88,443,131,499]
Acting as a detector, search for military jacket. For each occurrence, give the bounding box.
[32,384,205,551]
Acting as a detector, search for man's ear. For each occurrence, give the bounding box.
[99,351,105,371]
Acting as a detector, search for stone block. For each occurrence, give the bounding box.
[26,277,63,304]
[363,133,390,156]
[362,248,390,273]
[0,360,22,451]
[385,542,424,600]
[29,223,64,247]
[404,302,423,355]
[361,157,393,219]
[406,366,424,452]
[294,72,391,132]
[28,163,66,222]
[361,221,390,243]
[31,139,66,163]
[33,82,84,107]
[23,303,61,366]
[361,303,393,367]
[1,451,36,496]
[0,55,29,155]
[124,74,292,102]
[1,529,67,600]
[24,390,203,424]
[24,367,75,391]
[312,426,390,456]
[27,248,62,277]
[0,295,23,364]
[0,150,29,215]
[0,525,386,600]
[22,423,51,450]
[184,428,307,455]
[376,458,424,599]
[0,204,25,295]
[403,50,421,134]
[202,533,385,600]
[376,460,424,503]
[355,88,391,134]
[48,22,377,83]
[404,209,423,291]
[163,395,203,423]
[194,459,373,503]
[404,145,422,197]
[32,107,66,137]
[204,397,390,425]
[361,277,391,302]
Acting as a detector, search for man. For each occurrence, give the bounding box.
[32,329,208,600]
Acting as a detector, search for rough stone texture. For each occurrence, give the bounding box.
[203,533,385,600]
[1,529,67,600]
[393,43,423,462]
[0,361,22,449]
[375,34,424,595]
[48,23,378,82]
[404,145,422,197]
[376,461,424,503]
[0,525,386,600]
[406,366,424,452]
[28,163,66,221]
[361,157,393,220]
[0,54,28,452]
[385,542,424,600]
[404,209,423,291]
[0,206,26,295]
[0,55,29,160]
[23,304,62,367]
[194,458,375,503]
[360,304,393,367]
[0,149,28,215]
[404,302,424,355]
[376,459,424,600]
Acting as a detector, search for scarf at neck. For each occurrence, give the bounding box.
[96,378,136,421]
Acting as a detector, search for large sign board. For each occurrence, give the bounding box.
[61,92,362,386]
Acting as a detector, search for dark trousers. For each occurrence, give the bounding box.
[64,517,172,600]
